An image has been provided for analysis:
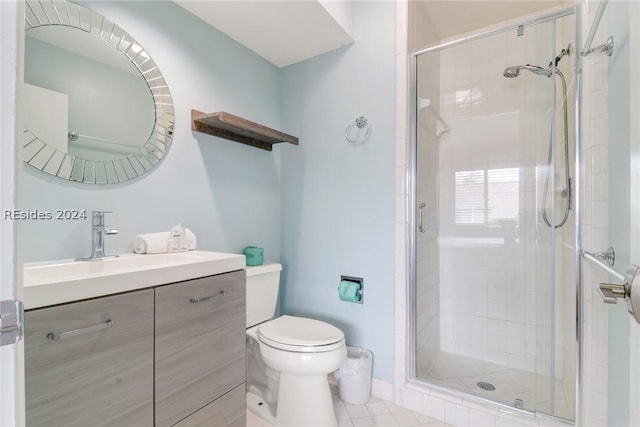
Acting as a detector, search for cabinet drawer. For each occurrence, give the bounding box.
[155,270,246,427]
[25,289,155,427]
[173,383,246,427]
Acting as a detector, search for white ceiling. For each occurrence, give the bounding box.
[173,1,569,68]
[173,0,355,68]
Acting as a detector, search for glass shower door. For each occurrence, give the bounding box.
[413,12,576,420]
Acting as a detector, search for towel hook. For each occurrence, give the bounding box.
[345,116,371,143]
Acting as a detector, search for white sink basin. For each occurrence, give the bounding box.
[24,250,245,309]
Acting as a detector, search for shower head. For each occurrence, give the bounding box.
[503,66,522,78]
[503,64,553,78]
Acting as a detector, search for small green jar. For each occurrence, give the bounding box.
[243,246,264,266]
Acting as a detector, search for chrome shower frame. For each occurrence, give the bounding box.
[406,5,583,423]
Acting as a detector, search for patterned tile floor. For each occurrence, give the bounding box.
[247,384,451,427]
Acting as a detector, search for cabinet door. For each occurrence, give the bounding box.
[25,289,155,427]
[173,383,246,427]
[155,270,246,427]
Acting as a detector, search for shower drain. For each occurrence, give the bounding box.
[477,381,495,391]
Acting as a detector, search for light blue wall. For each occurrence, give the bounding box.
[22,1,283,262]
[23,0,398,385]
[279,2,396,383]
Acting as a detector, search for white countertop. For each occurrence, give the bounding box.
[24,250,245,309]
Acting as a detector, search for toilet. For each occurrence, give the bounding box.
[246,263,347,427]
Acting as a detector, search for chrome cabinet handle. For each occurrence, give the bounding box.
[418,203,426,233]
[190,290,225,304]
[47,319,112,341]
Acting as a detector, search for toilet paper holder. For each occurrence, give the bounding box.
[339,275,364,304]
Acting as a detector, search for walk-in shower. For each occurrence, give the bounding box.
[409,8,578,421]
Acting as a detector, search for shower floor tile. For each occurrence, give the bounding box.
[424,351,573,419]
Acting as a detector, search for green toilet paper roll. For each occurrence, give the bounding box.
[243,246,264,266]
[339,280,361,303]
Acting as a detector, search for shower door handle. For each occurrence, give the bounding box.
[598,283,626,304]
[418,203,426,233]
[597,265,640,324]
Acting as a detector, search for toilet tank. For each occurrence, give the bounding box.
[246,263,282,328]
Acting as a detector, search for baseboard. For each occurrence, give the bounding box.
[371,378,394,402]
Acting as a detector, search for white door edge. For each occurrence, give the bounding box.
[0,1,25,426]
[628,2,640,425]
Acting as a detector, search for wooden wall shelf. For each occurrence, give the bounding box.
[191,110,299,151]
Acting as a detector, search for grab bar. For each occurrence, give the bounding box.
[584,246,615,266]
[581,0,614,57]
[582,250,624,282]
[418,203,426,233]
[68,131,139,149]
[582,0,608,54]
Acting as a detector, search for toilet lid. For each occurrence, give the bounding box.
[257,315,344,350]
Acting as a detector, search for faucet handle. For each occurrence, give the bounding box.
[106,228,118,235]
[91,210,113,226]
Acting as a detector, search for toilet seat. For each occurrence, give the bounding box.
[257,315,345,353]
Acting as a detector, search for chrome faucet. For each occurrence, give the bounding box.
[78,211,118,260]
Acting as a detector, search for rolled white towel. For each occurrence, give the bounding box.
[134,229,197,254]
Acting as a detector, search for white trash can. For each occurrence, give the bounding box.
[335,346,373,404]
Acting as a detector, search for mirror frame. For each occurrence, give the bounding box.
[24,0,175,184]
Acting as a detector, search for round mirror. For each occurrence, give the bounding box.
[23,0,174,184]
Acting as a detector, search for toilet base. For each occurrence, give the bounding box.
[247,391,277,425]
[276,372,337,427]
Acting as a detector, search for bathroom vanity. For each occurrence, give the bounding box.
[23,251,246,427]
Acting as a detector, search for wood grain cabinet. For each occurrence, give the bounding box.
[155,270,246,427]
[25,270,247,427]
[172,384,246,427]
[25,289,155,427]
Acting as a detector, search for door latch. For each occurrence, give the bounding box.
[598,265,640,324]
[0,299,24,346]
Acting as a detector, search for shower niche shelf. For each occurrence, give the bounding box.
[191,110,299,151]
